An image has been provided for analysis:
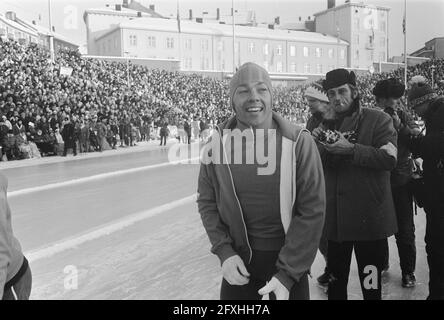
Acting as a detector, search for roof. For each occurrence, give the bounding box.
[97,17,348,46]
[83,6,164,22]
[314,2,390,17]
[30,24,80,47]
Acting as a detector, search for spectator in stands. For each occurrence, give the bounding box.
[61,116,77,157]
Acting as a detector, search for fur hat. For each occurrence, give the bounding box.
[322,69,356,91]
[304,84,329,103]
[229,62,272,109]
[373,78,405,99]
[408,76,438,108]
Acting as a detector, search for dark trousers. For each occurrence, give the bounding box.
[220,250,309,300]
[424,193,444,300]
[328,239,386,300]
[63,140,77,156]
[187,135,191,144]
[383,184,416,274]
[160,135,167,146]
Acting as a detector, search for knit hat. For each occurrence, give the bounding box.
[322,69,356,91]
[373,78,405,99]
[229,62,272,109]
[408,76,438,108]
[304,84,329,103]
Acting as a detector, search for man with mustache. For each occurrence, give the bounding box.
[312,69,398,300]
[197,62,325,300]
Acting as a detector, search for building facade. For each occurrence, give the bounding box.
[0,11,79,51]
[91,15,348,75]
[314,2,389,70]
[411,37,444,59]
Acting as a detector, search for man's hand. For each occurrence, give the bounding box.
[391,112,401,130]
[323,131,354,155]
[258,277,290,300]
[221,255,250,286]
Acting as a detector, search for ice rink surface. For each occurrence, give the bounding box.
[2,141,430,300]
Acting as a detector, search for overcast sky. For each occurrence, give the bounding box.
[1,0,443,56]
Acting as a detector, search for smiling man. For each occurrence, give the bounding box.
[312,69,398,300]
[197,62,325,300]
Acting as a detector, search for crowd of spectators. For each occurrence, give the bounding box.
[1,38,443,162]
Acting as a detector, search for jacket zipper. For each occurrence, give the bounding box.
[217,126,253,264]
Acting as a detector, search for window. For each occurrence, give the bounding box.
[129,35,137,46]
[148,36,156,48]
[368,35,374,47]
[290,62,296,73]
[221,59,225,71]
[263,43,269,55]
[166,37,174,49]
[340,49,345,60]
[303,46,309,57]
[248,42,255,54]
[290,45,296,57]
[354,18,360,30]
[217,41,224,52]
[316,64,323,74]
[379,52,386,62]
[185,39,192,50]
[277,61,283,72]
[380,37,386,47]
[380,21,386,32]
[328,48,334,59]
[354,34,359,44]
[201,39,209,51]
[277,45,283,56]
[304,64,310,74]
[263,61,269,70]
[354,50,359,60]
[315,47,322,58]
[367,50,373,61]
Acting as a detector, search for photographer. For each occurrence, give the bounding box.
[312,69,398,300]
[407,77,444,300]
[373,78,419,288]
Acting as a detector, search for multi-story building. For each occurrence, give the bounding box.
[0,11,79,51]
[411,37,444,59]
[83,2,165,56]
[89,11,348,74]
[314,1,390,70]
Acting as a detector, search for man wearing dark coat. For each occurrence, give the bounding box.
[407,77,444,300]
[373,78,419,288]
[312,69,398,300]
[61,116,77,156]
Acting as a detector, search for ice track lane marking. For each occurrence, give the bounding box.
[8,157,200,198]
[24,194,197,262]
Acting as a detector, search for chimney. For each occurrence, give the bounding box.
[189,9,193,20]
[328,0,336,9]
[52,26,55,32]
[149,4,155,11]
[268,24,274,29]
[137,11,142,17]
[216,8,220,20]
[299,16,301,22]
[115,4,121,11]
[5,11,17,21]
[308,16,311,21]
[32,20,36,25]
[196,17,203,23]
[274,16,280,25]
[123,0,129,8]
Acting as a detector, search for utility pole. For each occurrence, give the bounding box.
[403,0,407,86]
[232,0,236,73]
[48,0,55,63]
